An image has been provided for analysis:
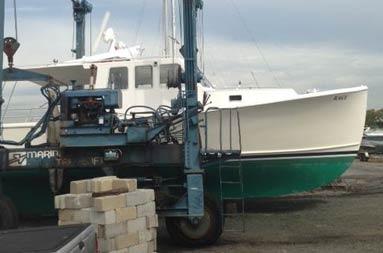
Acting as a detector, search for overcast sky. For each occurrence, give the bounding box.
[2,0,383,109]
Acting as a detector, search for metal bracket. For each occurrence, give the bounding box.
[3,68,52,83]
[49,168,64,194]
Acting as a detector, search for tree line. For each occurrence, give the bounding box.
[366,109,383,129]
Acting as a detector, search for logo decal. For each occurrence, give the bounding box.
[8,150,59,167]
[9,152,27,167]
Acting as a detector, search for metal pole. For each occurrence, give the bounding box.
[171,0,176,58]
[0,0,5,134]
[72,0,92,59]
[182,0,204,216]
[163,0,169,56]
[183,0,199,169]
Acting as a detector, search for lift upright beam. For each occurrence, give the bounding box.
[72,0,92,59]
[182,0,204,216]
[0,0,4,132]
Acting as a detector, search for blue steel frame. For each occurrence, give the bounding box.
[0,0,206,219]
[72,0,92,59]
[0,0,4,133]
[0,0,4,192]
[181,0,205,217]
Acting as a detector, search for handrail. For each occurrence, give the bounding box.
[203,106,242,154]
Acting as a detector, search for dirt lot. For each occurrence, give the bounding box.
[159,160,383,253]
[18,160,383,252]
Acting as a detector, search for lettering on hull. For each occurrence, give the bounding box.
[8,150,59,167]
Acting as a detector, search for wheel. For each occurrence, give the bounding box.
[0,195,19,230]
[165,198,223,247]
[359,152,369,162]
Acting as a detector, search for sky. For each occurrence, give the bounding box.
[2,0,383,110]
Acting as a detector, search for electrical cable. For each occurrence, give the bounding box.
[0,85,63,146]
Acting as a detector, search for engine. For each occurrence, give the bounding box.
[60,89,122,145]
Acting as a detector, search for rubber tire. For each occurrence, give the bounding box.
[0,195,19,230]
[165,198,223,247]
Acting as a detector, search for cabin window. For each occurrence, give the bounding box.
[160,64,180,88]
[135,65,153,88]
[229,95,242,101]
[108,67,128,90]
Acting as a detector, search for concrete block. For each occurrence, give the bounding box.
[54,195,66,209]
[97,222,127,239]
[146,215,158,228]
[125,189,155,207]
[116,207,137,223]
[127,217,146,233]
[57,194,92,209]
[70,180,89,194]
[138,229,156,243]
[90,176,116,193]
[115,232,139,250]
[91,210,116,225]
[58,220,81,226]
[137,202,156,218]
[67,194,93,209]
[109,249,129,253]
[128,243,148,253]
[58,208,92,223]
[99,238,116,253]
[112,179,137,192]
[94,194,126,211]
[147,239,157,253]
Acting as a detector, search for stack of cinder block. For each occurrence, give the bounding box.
[55,176,158,253]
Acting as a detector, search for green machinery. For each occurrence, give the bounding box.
[0,0,242,246]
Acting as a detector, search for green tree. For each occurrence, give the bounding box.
[366,109,383,128]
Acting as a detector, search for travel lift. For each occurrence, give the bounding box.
[0,0,244,246]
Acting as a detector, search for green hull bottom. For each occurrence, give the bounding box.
[0,155,354,216]
[205,155,355,199]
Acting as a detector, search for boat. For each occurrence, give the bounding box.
[360,128,383,155]
[1,1,367,199]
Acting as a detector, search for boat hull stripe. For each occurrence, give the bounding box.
[238,151,357,161]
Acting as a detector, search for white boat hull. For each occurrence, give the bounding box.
[201,86,368,156]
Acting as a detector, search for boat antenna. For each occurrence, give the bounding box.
[171,0,177,60]
[71,0,92,59]
[228,0,282,87]
[13,0,18,40]
[162,0,169,56]
[134,0,147,46]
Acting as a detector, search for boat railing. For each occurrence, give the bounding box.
[202,107,242,155]
[202,107,246,232]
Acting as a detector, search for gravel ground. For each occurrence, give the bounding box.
[159,160,383,253]
[17,160,383,252]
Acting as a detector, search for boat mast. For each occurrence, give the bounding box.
[163,0,170,56]
[163,0,177,58]
[170,0,176,58]
[71,0,92,59]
